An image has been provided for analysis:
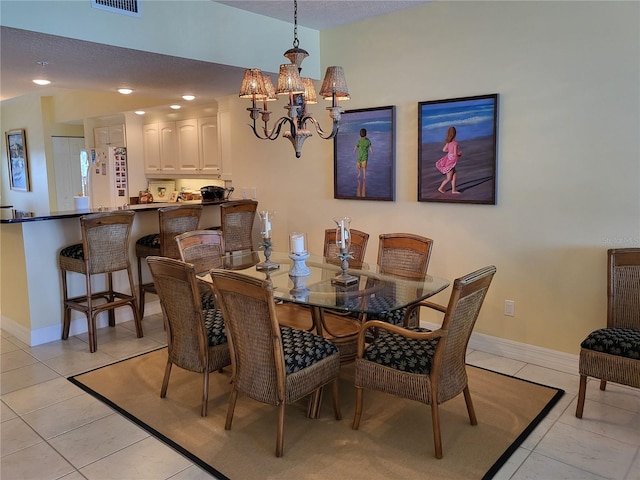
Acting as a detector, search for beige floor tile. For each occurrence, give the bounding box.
[0,349,40,373]
[625,450,640,480]
[168,465,219,479]
[2,377,85,415]
[49,412,149,468]
[79,436,192,480]
[74,324,138,346]
[514,364,580,395]
[0,441,75,480]
[42,349,116,376]
[535,422,636,479]
[0,400,18,422]
[510,451,609,480]
[0,335,29,350]
[27,336,92,362]
[0,362,60,395]
[0,337,22,354]
[22,393,113,440]
[466,350,527,376]
[0,417,44,457]
[59,471,88,480]
[559,397,640,447]
[585,379,640,414]
[97,335,164,360]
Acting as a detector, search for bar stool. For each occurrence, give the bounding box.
[220,200,258,253]
[135,204,202,318]
[59,211,142,353]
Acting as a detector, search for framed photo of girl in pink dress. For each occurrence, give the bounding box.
[418,94,498,204]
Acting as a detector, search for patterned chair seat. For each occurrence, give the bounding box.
[366,296,418,327]
[203,308,227,346]
[363,326,438,375]
[60,243,84,260]
[580,328,640,360]
[136,233,161,249]
[280,326,338,374]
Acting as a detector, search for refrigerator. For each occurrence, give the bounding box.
[88,147,129,208]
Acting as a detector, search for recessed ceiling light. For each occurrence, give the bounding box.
[182,95,195,101]
[118,88,133,95]
[33,60,50,85]
[134,110,145,115]
[170,105,181,110]
[33,79,51,86]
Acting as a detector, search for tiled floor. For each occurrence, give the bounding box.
[1,315,639,480]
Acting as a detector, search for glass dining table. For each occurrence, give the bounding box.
[202,250,450,417]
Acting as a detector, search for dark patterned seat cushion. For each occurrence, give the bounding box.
[366,296,418,326]
[201,290,216,310]
[581,328,640,360]
[60,243,84,260]
[136,233,160,249]
[280,326,338,374]
[363,326,439,374]
[204,309,227,346]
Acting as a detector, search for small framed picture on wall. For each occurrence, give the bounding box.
[5,129,31,192]
[418,94,498,204]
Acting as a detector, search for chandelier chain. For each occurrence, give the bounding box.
[293,0,299,48]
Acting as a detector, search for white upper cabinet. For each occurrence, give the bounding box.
[94,124,126,147]
[158,122,178,172]
[176,119,199,172]
[198,116,220,174]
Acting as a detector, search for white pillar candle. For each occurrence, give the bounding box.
[292,234,305,254]
[340,220,346,248]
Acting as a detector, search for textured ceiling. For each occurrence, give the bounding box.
[0,1,428,108]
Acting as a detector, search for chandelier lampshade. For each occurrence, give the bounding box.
[238,0,349,157]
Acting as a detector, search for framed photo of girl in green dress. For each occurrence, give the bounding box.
[5,129,31,192]
[418,94,498,204]
[334,105,395,201]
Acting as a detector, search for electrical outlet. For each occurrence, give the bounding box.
[504,300,515,317]
[242,187,248,199]
[252,187,257,199]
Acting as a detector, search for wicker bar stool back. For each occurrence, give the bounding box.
[352,265,497,459]
[147,256,230,417]
[59,211,142,353]
[135,205,202,318]
[219,200,258,253]
[210,270,342,457]
[175,229,225,310]
[576,248,640,418]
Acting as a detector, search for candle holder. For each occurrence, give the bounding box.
[289,274,310,302]
[288,232,310,276]
[256,237,280,271]
[331,216,358,286]
[331,247,358,286]
[256,210,279,271]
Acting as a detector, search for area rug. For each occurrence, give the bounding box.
[69,348,563,480]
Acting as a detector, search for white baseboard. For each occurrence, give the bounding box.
[1,300,162,347]
[421,321,579,375]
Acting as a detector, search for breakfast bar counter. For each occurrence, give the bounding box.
[0,200,237,346]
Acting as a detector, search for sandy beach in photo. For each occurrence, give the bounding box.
[420,134,496,203]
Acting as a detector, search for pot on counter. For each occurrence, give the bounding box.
[200,185,234,201]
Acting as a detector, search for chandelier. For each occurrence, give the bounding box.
[238,0,349,158]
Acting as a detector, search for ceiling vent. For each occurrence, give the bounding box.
[91,0,141,17]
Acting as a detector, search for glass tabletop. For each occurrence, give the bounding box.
[207,250,450,315]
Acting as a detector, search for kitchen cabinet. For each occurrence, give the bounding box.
[143,122,177,173]
[176,117,220,174]
[94,124,126,147]
[198,116,220,174]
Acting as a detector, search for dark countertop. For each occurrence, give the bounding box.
[0,200,229,224]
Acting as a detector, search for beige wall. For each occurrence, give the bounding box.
[226,1,640,355]
[1,1,638,354]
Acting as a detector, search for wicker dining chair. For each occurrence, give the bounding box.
[220,200,258,253]
[209,269,342,457]
[147,256,230,417]
[135,204,202,318]
[324,228,370,266]
[352,265,496,459]
[175,229,225,310]
[576,248,640,418]
[366,233,434,327]
[59,211,142,353]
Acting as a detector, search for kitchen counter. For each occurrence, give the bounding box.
[0,199,228,223]
[0,198,253,347]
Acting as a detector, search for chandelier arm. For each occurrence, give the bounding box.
[301,115,339,140]
[249,116,294,140]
